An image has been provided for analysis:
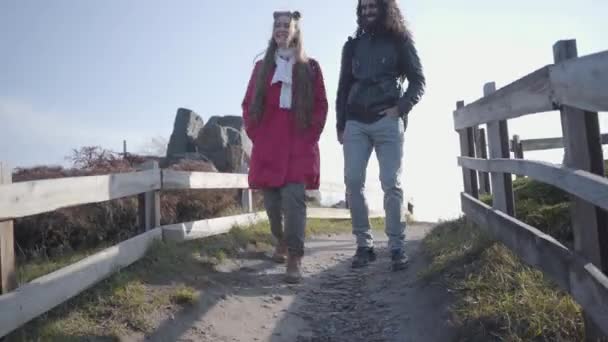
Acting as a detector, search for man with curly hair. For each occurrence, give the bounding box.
[336,0,425,271]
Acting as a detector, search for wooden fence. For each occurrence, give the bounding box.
[510,133,608,159]
[454,39,608,339]
[0,161,378,337]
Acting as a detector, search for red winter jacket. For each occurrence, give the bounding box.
[242,59,328,190]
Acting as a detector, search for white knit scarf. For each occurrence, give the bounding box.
[271,48,296,109]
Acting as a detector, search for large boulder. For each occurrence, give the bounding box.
[166,108,205,157]
[196,116,252,173]
[161,152,213,169]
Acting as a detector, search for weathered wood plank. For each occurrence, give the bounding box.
[0,170,162,220]
[462,193,608,335]
[137,161,161,232]
[317,182,382,195]
[0,163,16,294]
[457,101,479,198]
[555,39,608,340]
[556,39,608,273]
[241,189,253,213]
[458,157,608,211]
[453,66,555,130]
[475,127,491,194]
[461,193,608,336]
[306,208,384,219]
[550,50,608,113]
[484,83,515,216]
[161,213,268,242]
[161,170,249,190]
[520,133,608,152]
[0,228,163,337]
[511,135,525,178]
[462,193,571,289]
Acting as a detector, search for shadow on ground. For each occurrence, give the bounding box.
[9,223,458,342]
[144,223,458,342]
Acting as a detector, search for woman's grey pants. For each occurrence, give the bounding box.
[343,115,406,252]
[263,183,307,257]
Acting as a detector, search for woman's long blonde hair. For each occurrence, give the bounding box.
[249,11,315,128]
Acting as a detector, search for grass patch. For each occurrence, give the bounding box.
[17,246,109,285]
[170,285,199,305]
[9,217,382,341]
[422,174,589,340]
[419,218,492,279]
[455,243,582,341]
[422,219,583,341]
[481,178,573,246]
[307,217,385,235]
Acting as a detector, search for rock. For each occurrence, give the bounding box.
[166,108,205,157]
[196,116,252,173]
[163,157,217,172]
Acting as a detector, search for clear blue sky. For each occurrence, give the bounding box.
[2,1,607,220]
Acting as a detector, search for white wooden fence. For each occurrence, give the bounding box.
[0,161,381,337]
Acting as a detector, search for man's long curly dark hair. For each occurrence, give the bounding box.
[355,0,412,40]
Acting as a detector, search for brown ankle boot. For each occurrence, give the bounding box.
[271,240,287,263]
[285,255,303,284]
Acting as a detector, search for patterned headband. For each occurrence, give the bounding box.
[273,11,302,21]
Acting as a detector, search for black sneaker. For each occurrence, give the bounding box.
[351,247,377,268]
[391,249,410,272]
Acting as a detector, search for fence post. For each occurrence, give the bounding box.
[475,127,491,194]
[239,164,253,213]
[137,161,161,232]
[0,162,17,293]
[554,39,608,341]
[456,101,479,198]
[484,82,515,216]
[241,189,253,213]
[512,135,524,159]
[512,135,524,179]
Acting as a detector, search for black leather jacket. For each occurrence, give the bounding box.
[336,32,425,134]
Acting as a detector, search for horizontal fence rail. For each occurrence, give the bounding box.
[510,134,608,159]
[454,39,608,338]
[458,157,608,211]
[461,193,608,324]
[0,170,161,221]
[453,50,608,130]
[162,212,268,242]
[0,163,388,337]
[0,228,163,337]
[517,134,608,152]
[162,170,249,190]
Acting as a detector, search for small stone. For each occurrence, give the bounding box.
[274,296,283,301]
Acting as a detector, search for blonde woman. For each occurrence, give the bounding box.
[242,11,328,283]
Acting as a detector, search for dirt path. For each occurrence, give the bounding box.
[143,223,457,342]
